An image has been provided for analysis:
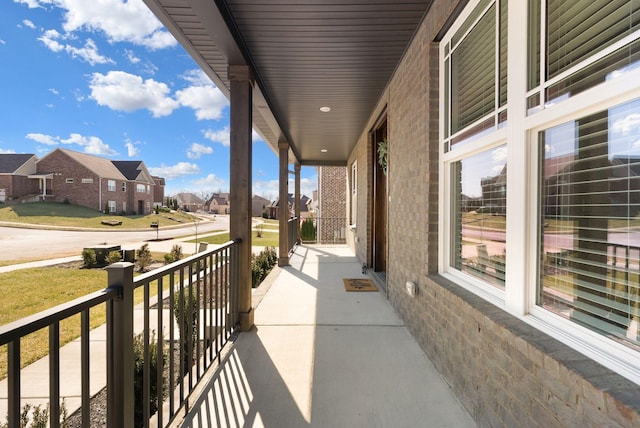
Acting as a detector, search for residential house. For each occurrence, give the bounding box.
[0,154,39,202]
[251,194,271,217]
[268,193,311,220]
[172,192,205,212]
[151,176,165,207]
[36,148,156,214]
[207,192,230,214]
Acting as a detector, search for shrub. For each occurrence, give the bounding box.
[256,223,264,237]
[135,243,152,272]
[251,247,278,288]
[173,287,198,372]
[0,401,67,428]
[81,248,96,268]
[163,253,174,265]
[133,331,165,427]
[300,218,317,241]
[106,250,122,265]
[170,244,183,262]
[62,198,70,205]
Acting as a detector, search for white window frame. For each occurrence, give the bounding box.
[439,0,640,384]
[65,178,74,184]
[122,182,126,192]
[136,183,146,193]
[107,200,116,214]
[81,178,93,184]
[107,180,116,192]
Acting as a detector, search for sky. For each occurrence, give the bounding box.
[0,0,318,202]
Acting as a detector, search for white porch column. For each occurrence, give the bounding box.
[229,65,254,332]
[278,141,290,266]
[294,163,301,244]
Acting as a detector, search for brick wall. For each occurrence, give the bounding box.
[346,0,640,426]
[318,166,347,242]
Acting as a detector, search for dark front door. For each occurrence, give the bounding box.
[372,120,387,278]
[138,200,144,215]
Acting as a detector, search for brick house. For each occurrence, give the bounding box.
[36,148,157,214]
[171,192,205,212]
[151,176,165,207]
[206,192,230,214]
[251,194,271,217]
[0,154,40,202]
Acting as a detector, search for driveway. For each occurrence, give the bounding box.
[0,215,231,261]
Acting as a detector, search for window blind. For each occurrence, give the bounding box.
[540,101,640,346]
[451,4,496,134]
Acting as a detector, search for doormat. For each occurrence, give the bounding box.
[343,278,378,292]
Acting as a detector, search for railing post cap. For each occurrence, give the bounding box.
[105,262,135,271]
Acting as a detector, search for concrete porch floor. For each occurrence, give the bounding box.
[175,245,475,428]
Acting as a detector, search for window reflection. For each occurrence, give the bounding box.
[452,145,507,288]
[540,99,640,348]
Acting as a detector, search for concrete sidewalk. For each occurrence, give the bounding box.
[177,245,475,427]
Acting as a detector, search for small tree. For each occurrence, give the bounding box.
[300,218,317,242]
[171,244,183,261]
[135,243,152,272]
[81,248,96,268]
[133,331,164,427]
[173,287,198,372]
[106,250,122,264]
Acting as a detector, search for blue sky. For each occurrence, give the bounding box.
[1,0,317,201]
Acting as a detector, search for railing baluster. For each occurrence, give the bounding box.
[143,283,150,428]
[8,339,20,428]
[168,270,175,418]
[81,309,90,427]
[49,322,60,428]
[157,276,164,428]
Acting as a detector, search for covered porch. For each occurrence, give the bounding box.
[173,244,473,427]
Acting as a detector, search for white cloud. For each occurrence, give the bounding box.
[26,132,116,155]
[181,69,213,87]
[14,0,40,8]
[26,133,58,145]
[39,29,113,65]
[0,148,17,154]
[175,85,228,120]
[61,133,117,155]
[613,113,640,135]
[39,29,64,52]
[203,127,230,147]
[30,0,177,50]
[125,141,140,157]
[89,71,179,117]
[148,162,200,179]
[0,40,5,45]
[186,143,213,160]
[192,173,227,189]
[48,88,59,95]
[491,146,507,163]
[23,19,36,29]
[124,49,140,64]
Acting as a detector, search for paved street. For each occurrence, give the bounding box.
[0,214,230,261]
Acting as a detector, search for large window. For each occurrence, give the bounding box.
[441,0,640,381]
[539,99,640,350]
[107,180,116,192]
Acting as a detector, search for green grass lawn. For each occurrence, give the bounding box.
[191,230,279,247]
[0,202,199,229]
[0,251,174,380]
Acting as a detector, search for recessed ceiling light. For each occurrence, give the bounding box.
[320,106,331,112]
[321,149,328,153]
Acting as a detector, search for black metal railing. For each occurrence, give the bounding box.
[0,240,240,428]
[287,217,298,253]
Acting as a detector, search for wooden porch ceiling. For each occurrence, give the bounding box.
[143,0,433,165]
